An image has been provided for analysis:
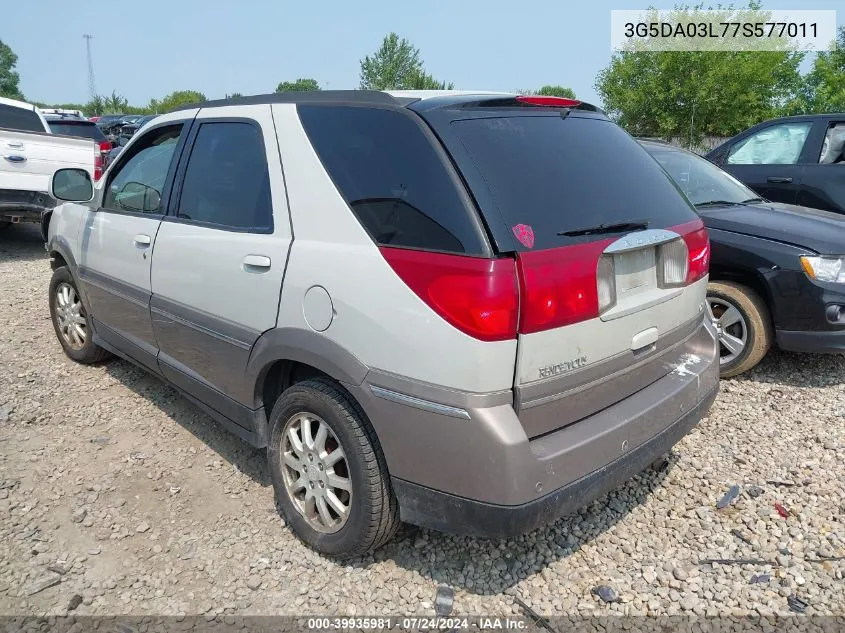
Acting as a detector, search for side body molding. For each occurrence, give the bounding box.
[245,327,370,409]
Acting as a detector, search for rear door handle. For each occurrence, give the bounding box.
[6,141,24,149]
[243,255,271,272]
[133,234,151,247]
[766,177,793,183]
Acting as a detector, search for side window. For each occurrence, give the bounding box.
[298,105,484,255]
[819,122,845,164]
[726,122,812,166]
[176,122,272,231]
[103,125,183,214]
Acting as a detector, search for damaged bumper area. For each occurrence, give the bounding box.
[354,317,719,538]
[0,189,56,224]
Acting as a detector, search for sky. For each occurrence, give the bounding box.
[4,0,843,108]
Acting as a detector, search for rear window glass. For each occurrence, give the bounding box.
[298,105,485,255]
[0,104,45,133]
[47,121,107,141]
[450,115,697,250]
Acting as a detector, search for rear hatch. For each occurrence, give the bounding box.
[415,97,710,437]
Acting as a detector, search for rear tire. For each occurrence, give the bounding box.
[49,266,112,364]
[707,281,772,378]
[267,378,400,557]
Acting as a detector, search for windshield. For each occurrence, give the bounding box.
[48,121,107,141]
[645,144,758,206]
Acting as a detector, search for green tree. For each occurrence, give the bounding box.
[149,90,207,113]
[276,78,320,92]
[103,91,129,114]
[537,85,576,99]
[225,92,244,99]
[595,3,804,145]
[359,33,452,90]
[405,68,454,90]
[83,95,106,116]
[0,39,24,100]
[802,26,845,113]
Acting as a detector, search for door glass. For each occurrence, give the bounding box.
[818,123,845,164]
[726,122,812,165]
[103,125,183,214]
[176,122,272,231]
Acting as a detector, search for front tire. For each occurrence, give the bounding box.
[707,281,772,378]
[49,266,111,364]
[267,378,399,557]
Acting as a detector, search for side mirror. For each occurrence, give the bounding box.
[50,168,94,203]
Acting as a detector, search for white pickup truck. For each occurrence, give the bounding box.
[0,96,99,236]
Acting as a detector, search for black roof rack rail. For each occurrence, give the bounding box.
[169,90,399,113]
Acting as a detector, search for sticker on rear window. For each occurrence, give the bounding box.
[512,224,535,248]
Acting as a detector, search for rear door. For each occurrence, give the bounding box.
[720,120,814,204]
[419,105,708,437]
[798,118,845,214]
[150,106,292,413]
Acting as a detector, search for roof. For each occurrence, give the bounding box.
[0,95,36,111]
[169,90,399,112]
[165,89,607,115]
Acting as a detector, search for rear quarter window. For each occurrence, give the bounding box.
[449,114,698,250]
[297,105,486,255]
[0,104,45,133]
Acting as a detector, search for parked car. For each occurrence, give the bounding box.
[43,114,112,173]
[44,90,718,556]
[0,96,99,233]
[643,139,845,376]
[39,108,86,119]
[103,116,160,170]
[706,114,845,215]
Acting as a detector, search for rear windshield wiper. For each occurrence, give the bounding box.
[559,221,649,237]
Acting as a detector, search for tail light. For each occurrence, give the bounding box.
[516,239,614,333]
[379,247,519,342]
[98,140,112,154]
[596,255,616,312]
[380,219,710,341]
[658,238,689,287]
[94,152,104,181]
[672,219,710,284]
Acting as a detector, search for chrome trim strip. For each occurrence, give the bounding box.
[369,385,471,420]
[604,229,679,254]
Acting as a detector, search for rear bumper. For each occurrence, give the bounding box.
[393,384,717,538]
[776,329,845,354]
[350,317,719,536]
[0,189,56,223]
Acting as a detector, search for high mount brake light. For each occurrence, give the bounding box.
[515,96,582,108]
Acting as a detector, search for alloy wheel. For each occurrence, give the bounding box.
[706,296,748,365]
[55,282,88,350]
[280,413,352,534]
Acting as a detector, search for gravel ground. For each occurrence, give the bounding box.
[0,223,843,619]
